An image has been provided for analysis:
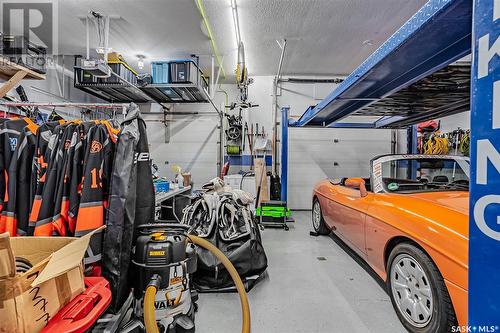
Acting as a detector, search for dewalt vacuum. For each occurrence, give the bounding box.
[128,223,250,333]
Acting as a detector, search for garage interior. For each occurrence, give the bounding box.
[0,0,497,332]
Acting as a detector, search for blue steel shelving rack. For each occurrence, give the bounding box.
[282,0,500,325]
[290,0,472,129]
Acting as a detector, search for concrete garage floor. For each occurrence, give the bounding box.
[197,211,406,333]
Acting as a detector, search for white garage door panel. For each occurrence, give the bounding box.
[288,128,392,209]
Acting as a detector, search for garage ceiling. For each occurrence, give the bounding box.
[55,0,427,79]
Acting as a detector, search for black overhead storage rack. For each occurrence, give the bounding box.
[74,57,210,105]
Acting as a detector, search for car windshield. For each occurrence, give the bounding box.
[379,157,469,193]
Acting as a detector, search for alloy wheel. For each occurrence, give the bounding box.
[312,201,321,230]
[390,253,434,328]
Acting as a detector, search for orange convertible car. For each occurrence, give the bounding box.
[312,154,469,333]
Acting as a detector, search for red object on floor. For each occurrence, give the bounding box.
[41,277,111,333]
[221,161,230,178]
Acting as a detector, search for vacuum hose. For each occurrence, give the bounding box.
[143,235,251,333]
[189,235,251,333]
[144,274,161,333]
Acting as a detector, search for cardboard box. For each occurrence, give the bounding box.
[0,230,96,333]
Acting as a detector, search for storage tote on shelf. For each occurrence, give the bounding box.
[105,52,139,85]
[154,180,170,193]
[151,61,170,84]
[169,60,198,84]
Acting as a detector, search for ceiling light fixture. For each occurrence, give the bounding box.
[231,0,241,47]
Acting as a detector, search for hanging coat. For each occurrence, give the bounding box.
[102,103,155,312]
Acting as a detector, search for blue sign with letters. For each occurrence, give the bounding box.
[470,0,500,326]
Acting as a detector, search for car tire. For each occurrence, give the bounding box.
[387,243,457,333]
[312,198,330,235]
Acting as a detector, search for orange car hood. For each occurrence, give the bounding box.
[382,190,470,241]
[403,191,469,216]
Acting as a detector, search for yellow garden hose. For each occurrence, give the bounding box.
[143,235,251,333]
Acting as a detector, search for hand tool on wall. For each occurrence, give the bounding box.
[242,121,248,152]
[249,123,254,170]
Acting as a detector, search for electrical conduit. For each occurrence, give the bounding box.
[194,0,226,79]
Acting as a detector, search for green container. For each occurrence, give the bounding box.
[255,206,291,218]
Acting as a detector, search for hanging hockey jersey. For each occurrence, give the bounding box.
[0,117,38,234]
[33,123,77,236]
[29,121,63,235]
[67,122,95,232]
[2,123,38,236]
[50,123,80,236]
[74,124,115,265]
[0,118,9,212]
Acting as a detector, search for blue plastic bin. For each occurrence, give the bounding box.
[151,61,170,84]
[154,181,170,192]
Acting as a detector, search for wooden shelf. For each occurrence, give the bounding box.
[0,56,45,99]
[0,56,45,80]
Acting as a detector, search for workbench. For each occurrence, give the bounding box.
[155,185,192,222]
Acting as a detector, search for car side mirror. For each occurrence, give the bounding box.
[344,177,368,197]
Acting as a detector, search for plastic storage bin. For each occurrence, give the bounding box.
[151,61,170,84]
[154,180,170,193]
[41,277,111,333]
[169,60,198,84]
[107,62,138,85]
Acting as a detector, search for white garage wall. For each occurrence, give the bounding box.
[438,111,470,132]
[242,76,395,209]
[146,112,220,186]
[143,84,239,185]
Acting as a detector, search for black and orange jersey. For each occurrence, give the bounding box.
[68,122,94,229]
[0,117,38,235]
[0,118,9,213]
[2,124,38,236]
[29,121,63,234]
[50,123,80,236]
[33,123,77,236]
[75,124,115,264]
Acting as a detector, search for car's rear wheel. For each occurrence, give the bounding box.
[312,198,330,235]
[387,243,457,333]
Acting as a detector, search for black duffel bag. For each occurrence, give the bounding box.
[182,189,268,292]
